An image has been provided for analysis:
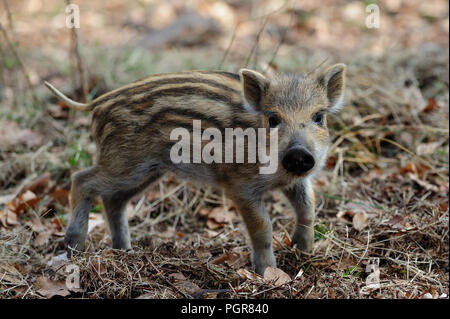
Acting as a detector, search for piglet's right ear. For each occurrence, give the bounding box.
[239,69,269,112]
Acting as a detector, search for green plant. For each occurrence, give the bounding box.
[68,144,92,168]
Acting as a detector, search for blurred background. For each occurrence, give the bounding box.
[0,0,448,299]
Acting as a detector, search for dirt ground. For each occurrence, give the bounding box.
[0,0,448,299]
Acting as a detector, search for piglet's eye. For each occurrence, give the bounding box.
[268,114,280,128]
[312,112,324,126]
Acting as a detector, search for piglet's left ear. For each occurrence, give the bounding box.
[317,63,346,112]
[239,68,269,112]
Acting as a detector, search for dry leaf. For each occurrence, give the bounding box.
[0,264,25,286]
[198,207,212,216]
[12,190,41,215]
[416,141,442,156]
[51,189,70,206]
[387,215,407,229]
[283,234,291,247]
[34,231,51,247]
[208,207,235,223]
[87,214,104,233]
[353,212,369,231]
[48,105,68,119]
[23,172,51,195]
[194,247,212,260]
[26,218,46,232]
[47,252,69,269]
[0,210,7,228]
[0,272,24,285]
[408,173,440,192]
[225,251,249,269]
[168,272,187,281]
[206,218,223,230]
[236,268,262,281]
[0,208,18,227]
[7,209,18,226]
[211,252,230,265]
[36,277,70,298]
[399,162,429,179]
[263,267,291,285]
[0,120,44,149]
[338,201,379,228]
[204,228,220,238]
[174,280,203,297]
[422,98,441,112]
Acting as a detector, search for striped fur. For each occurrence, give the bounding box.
[45,64,346,275]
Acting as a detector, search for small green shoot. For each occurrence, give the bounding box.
[314,224,330,241]
[343,265,361,279]
[68,144,92,168]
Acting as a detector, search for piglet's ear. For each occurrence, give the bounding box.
[317,63,346,112]
[239,68,269,112]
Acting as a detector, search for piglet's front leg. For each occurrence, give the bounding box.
[283,179,315,253]
[228,190,276,275]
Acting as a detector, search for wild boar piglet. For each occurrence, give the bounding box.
[45,63,346,275]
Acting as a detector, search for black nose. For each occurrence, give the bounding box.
[282,146,315,174]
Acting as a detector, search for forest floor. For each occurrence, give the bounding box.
[0,0,448,299]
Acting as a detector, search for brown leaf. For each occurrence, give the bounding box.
[211,252,230,265]
[6,209,18,226]
[12,190,41,215]
[204,228,220,238]
[36,277,70,298]
[51,189,69,206]
[23,172,51,195]
[0,272,24,285]
[0,210,7,228]
[194,247,212,260]
[422,98,441,112]
[0,208,18,227]
[387,215,407,229]
[206,218,223,230]
[225,251,249,269]
[263,267,291,285]
[399,162,429,179]
[352,212,369,231]
[208,207,235,223]
[168,272,187,281]
[51,217,64,232]
[283,234,292,247]
[198,207,212,217]
[26,218,46,232]
[326,155,337,169]
[0,120,44,149]
[47,104,68,119]
[34,231,51,247]
[174,280,203,297]
[236,268,262,281]
[175,231,185,238]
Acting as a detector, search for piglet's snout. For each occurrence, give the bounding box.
[282,146,315,175]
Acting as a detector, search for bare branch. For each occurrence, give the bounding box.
[65,0,89,102]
